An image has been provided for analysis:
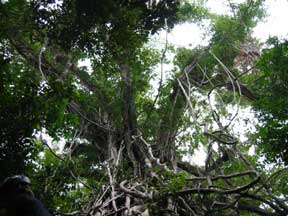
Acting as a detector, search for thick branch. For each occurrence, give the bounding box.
[239,193,286,215]
[237,201,278,216]
[178,176,260,195]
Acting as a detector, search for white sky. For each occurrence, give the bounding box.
[253,0,288,41]
[166,0,288,47]
[211,0,288,41]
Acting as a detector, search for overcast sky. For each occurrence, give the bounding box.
[167,0,288,47]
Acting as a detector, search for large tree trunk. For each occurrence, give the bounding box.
[119,62,142,176]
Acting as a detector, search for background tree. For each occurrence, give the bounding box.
[251,37,288,164]
[1,0,287,215]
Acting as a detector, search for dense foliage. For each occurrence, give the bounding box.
[0,0,287,215]
[252,38,288,164]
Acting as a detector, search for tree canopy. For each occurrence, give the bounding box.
[0,0,288,215]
